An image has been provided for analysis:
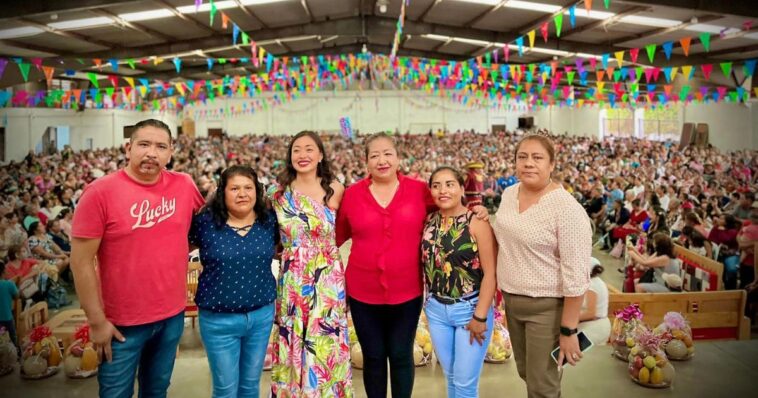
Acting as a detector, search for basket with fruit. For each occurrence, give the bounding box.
[413,324,432,367]
[611,304,647,361]
[627,330,675,388]
[63,324,100,378]
[263,326,277,371]
[20,326,62,379]
[485,308,512,364]
[0,327,17,377]
[654,312,694,361]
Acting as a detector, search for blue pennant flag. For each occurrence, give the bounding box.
[569,5,576,28]
[662,41,674,60]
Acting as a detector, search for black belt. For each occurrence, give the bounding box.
[432,292,479,305]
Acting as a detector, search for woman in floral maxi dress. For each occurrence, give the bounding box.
[269,131,352,398]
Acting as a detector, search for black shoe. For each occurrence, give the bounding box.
[601,245,610,251]
[617,268,625,274]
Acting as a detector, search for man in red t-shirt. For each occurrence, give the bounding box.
[71,119,204,398]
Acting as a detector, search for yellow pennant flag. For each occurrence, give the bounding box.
[614,51,625,67]
[681,65,693,80]
[153,57,164,66]
[174,83,186,96]
[124,77,135,88]
[670,67,679,81]
[138,86,148,97]
[578,99,585,107]
[596,81,605,91]
[259,47,266,62]
[527,30,536,49]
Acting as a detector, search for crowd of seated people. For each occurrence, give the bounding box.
[0,129,756,308]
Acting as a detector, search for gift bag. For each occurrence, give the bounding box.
[610,304,647,361]
[0,327,17,377]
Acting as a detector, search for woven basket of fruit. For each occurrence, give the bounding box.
[484,313,512,364]
[611,304,647,361]
[0,327,17,377]
[627,330,675,388]
[63,325,100,379]
[20,326,61,379]
[654,312,694,361]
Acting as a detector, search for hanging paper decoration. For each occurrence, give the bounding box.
[233,24,240,45]
[195,0,202,11]
[86,72,99,88]
[585,0,593,13]
[604,0,610,9]
[614,51,624,67]
[173,57,182,73]
[540,22,549,42]
[0,59,7,80]
[662,41,673,60]
[17,63,31,82]
[42,66,55,88]
[516,37,524,56]
[645,44,656,63]
[681,65,693,80]
[601,53,609,69]
[209,0,218,26]
[527,30,536,49]
[699,32,711,52]
[390,0,409,61]
[221,13,229,29]
[744,59,757,77]
[553,14,564,37]
[339,116,353,139]
[569,5,576,28]
[720,62,733,78]
[701,64,713,80]
[680,37,692,56]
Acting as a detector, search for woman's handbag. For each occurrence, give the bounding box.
[638,268,655,284]
[18,277,40,299]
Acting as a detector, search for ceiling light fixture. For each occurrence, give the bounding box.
[377,0,389,14]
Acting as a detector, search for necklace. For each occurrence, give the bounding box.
[370,180,400,208]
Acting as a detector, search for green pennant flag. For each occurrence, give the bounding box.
[554,14,563,37]
[87,72,99,88]
[76,59,84,64]
[567,71,576,85]
[645,44,656,63]
[219,58,227,64]
[105,87,115,97]
[728,91,738,102]
[242,33,249,45]
[720,61,732,78]
[679,85,690,99]
[152,99,159,110]
[631,83,639,92]
[622,93,628,102]
[613,70,621,82]
[635,67,644,81]
[699,32,711,52]
[127,59,136,69]
[209,0,218,26]
[604,0,610,9]
[17,63,31,82]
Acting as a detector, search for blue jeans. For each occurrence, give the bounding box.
[200,303,275,398]
[425,296,494,398]
[98,311,185,398]
[723,255,740,290]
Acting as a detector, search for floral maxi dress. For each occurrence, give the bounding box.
[269,186,353,398]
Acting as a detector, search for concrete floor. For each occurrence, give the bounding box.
[4,247,757,397]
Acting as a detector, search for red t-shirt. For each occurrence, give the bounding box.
[72,169,204,326]
[336,174,435,305]
[739,224,758,266]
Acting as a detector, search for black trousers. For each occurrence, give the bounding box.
[349,296,423,398]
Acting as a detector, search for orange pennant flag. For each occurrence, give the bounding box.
[221,13,229,29]
[527,30,536,49]
[585,0,593,13]
[551,61,558,77]
[596,70,605,81]
[93,59,102,69]
[680,37,692,56]
[664,85,673,96]
[606,67,615,78]
[42,66,55,87]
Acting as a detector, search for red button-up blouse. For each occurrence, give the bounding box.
[336,173,435,305]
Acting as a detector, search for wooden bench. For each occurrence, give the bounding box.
[607,290,750,341]
[674,244,724,291]
[43,309,87,348]
[17,302,49,342]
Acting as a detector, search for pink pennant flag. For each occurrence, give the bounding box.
[504,46,510,62]
[540,22,549,43]
[31,58,43,70]
[701,64,713,80]
[589,58,597,70]
[629,48,639,64]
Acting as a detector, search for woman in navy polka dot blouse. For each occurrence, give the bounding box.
[189,165,279,398]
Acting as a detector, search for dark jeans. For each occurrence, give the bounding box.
[349,296,423,398]
[98,311,185,398]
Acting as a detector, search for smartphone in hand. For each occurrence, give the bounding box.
[550,331,594,368]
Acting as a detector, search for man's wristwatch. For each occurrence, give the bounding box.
[560,326,578,337]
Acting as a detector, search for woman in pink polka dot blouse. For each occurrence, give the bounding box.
[492,134,592,398]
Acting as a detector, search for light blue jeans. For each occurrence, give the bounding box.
[199,303,275,398]
[425,296,494,398]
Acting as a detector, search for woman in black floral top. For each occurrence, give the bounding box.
[420,166,497,398]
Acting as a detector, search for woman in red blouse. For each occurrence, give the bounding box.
[336,133,485,398]
[336,133,430,398]
[611,198,648,244]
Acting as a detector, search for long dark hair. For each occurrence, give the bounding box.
[276,131,334,204]
[207,165,268,228]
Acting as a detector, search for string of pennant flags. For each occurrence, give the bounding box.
[1,0,758,114]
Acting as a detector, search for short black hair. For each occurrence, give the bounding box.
[130,119,172,143]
